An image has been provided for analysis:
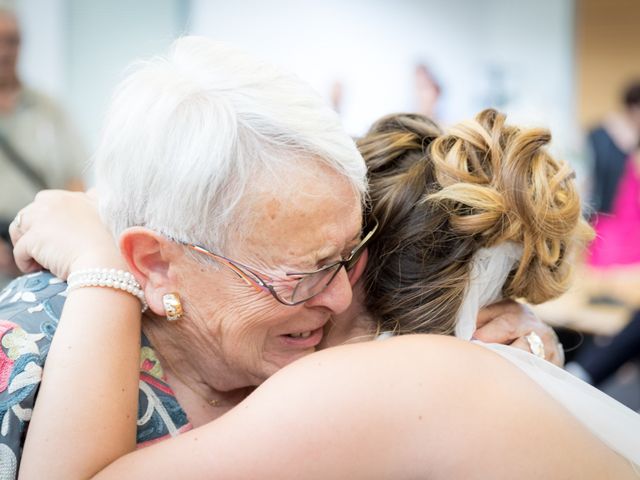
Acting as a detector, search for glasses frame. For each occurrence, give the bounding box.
[183,218,378,306]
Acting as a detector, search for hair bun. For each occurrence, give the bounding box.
[357,113,443,232]
[427,109,593,303]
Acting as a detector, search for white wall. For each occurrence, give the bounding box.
[16,0,66,100]
[189,0,576,150]
[65,0,187,148]
[13,0,187,152]
[13,0,577,156]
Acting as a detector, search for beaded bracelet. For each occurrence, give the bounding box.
[67,268,148,312]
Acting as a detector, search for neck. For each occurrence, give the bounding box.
[163,365,253,427]
[142,315,253,424]
[320,281,378,348]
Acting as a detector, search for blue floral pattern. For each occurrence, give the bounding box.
[0,272,191,479]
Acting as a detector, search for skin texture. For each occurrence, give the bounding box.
[132,161,363,425]
[15,160,363,428]
[137,160,362,388]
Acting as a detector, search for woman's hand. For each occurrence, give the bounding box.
[475,300,564,366]
[9,189,126,279]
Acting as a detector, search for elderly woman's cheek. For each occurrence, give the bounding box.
[215,296,308,378]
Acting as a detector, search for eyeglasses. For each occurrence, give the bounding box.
[182,219,378,306]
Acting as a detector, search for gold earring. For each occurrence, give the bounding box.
[162,292,183,321]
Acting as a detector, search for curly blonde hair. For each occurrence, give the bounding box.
[358,109,593,335]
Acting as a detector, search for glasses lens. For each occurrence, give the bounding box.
[289,264,342,304]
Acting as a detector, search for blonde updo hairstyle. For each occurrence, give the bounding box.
[358,109,593,335]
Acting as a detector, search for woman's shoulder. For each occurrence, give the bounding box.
[286,333,495,379]
[260,333,518,430]
[248,334,634,479]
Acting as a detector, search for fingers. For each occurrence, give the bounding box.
[525,322,564,366]
[474,301,565,366]
[12,231,43,273]
[476,299,522,328]
[8,207,27,247]
[8,190,65,273]
[473,312,531,344]
[538,326,564,367]
[7,189,117,279]
[509,336,530,354]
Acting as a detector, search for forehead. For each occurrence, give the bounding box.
[241,161,362,266]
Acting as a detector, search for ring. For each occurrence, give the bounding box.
[525,332,545,359]
[14,211,23,230]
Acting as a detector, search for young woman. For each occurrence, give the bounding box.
[14,110,640,478]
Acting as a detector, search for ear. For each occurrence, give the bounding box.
[348,248,369,287]
[119,227,182,317]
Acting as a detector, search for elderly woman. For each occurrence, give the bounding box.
[0,38,548,476]
[13,111,640,478]
[0,35,367,468]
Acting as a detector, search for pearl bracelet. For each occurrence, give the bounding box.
[67,268,148,312]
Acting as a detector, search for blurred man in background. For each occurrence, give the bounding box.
[588,81,640,216]
[0,3,86,285]
[565,81,640,400]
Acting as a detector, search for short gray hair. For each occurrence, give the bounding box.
[94,36,366,252]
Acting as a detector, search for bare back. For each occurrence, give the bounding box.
[93,335,636,479]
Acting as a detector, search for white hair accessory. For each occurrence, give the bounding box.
[454,242,523,340]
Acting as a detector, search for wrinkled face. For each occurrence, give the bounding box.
[173,162,362,388]
[0,14,19,84]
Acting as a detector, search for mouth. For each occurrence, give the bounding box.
[279,325,324,349]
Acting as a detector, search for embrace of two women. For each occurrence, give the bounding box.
[1,37,639,479]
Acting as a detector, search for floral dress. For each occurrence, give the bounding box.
[0,272,192,479]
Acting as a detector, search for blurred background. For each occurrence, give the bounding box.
[3,0,640,408]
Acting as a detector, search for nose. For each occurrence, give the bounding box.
[304,266,353,314]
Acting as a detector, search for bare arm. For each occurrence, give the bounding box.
[11,191,142,479]
[20,282,141,479]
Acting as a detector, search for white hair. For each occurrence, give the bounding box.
[94,36,367,253]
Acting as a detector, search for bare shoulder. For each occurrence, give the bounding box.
[268,333,500,386]
[98,335,636,479]
[247,334,635,479]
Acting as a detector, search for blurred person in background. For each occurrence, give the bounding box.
[0,2,86,285]
[587,81,640,219]
[564,81,640,398]
[414,63,441,120]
